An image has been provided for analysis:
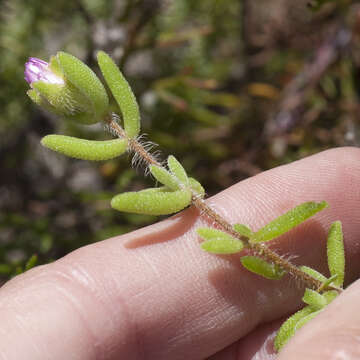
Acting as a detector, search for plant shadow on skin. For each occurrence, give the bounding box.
[124,207,198,248]
[24,51,346,353]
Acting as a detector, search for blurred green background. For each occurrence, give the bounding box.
[0,0,358,281]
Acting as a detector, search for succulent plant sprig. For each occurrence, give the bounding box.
[25,50,346,352]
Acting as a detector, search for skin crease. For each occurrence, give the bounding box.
[1,147,360,359]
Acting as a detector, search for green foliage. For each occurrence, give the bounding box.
[327,221,345,287]
[201,238,243,254]
[188,178,205,197]
[2,0,353,286]
[97,51,140,138]
[198,227,243,254]
[57,51,109,120]
[41,135,128,161]
[274,286,339,352]
[251,201,328,243]
[111,187,192,215]
[300,266,327,282]
[167,155,189,186]
[240,256,285,280]
[30,82,68,115]
[302,288,327,310]
[275,220,345,350]
[233,223,253,238]
[274,306,314,351]
[293,309,322,331]
[149,165,180,191]
[149,155,192,191]
[2,2,354,354]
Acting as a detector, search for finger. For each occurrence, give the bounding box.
[1,147,360,360]
[277,279,360,359]
[207,319,281,360]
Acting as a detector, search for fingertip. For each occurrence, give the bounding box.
[278,279,360,359]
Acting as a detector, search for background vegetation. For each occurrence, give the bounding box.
[0,0,358,282]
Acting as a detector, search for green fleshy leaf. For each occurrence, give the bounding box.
[41,135,128,161]
[323,290,339,304]
[294,310,321,331]
[274,306,314,351]
[201,239,243,254]
[32,80,97,123]
[32,82,76,114]
[149,165,180,191]
[233,223,253,238]
[252,201,328,243]
[302,289,326,310]
[197,227,234,241]
[167,155,189,185]
[198,228,243,254]
[27,89,42,105]
[240,256,285,280]
[111,187,191,215]
[300,266,327,283]
[189,178,205,197]
[97,51,140,138]
[57,51,109,119]
[327,221,345,287]
[320,274,338,290]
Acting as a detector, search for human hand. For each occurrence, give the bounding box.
[1,147,360,359]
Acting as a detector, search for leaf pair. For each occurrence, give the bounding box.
[58,50,141,138]
[198,224,285,279]
[111,155,205,215]
[235,202,328,280]
[198,228,244,254]
[41,51,141,161]
[200,201,328,281]
[274,221,345,351]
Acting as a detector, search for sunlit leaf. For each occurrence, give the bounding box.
[167,155,189,185]
[294,310,321,331]
[189,178,205,197]
[300,266,327,283]
[201,239,243,254]
[327,221,345,287]
[97,51,140,138]
[323,290,339,304]
[274,306,314,351]
[320,274,338,290]
[111,187,191,215]
[233,223,253,238]
[149,165,180,191]
[57,51,109,119]
[240,256,285,280]
[252,201,328,243]
[198,228,243,254]
[41,135,128,161]
[302,288,326,310]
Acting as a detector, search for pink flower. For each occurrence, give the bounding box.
[24,57,64,86]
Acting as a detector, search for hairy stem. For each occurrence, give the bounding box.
[106,114,341,293]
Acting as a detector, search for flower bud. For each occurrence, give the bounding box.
[25,53,109,124]
[25,57,64,85]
